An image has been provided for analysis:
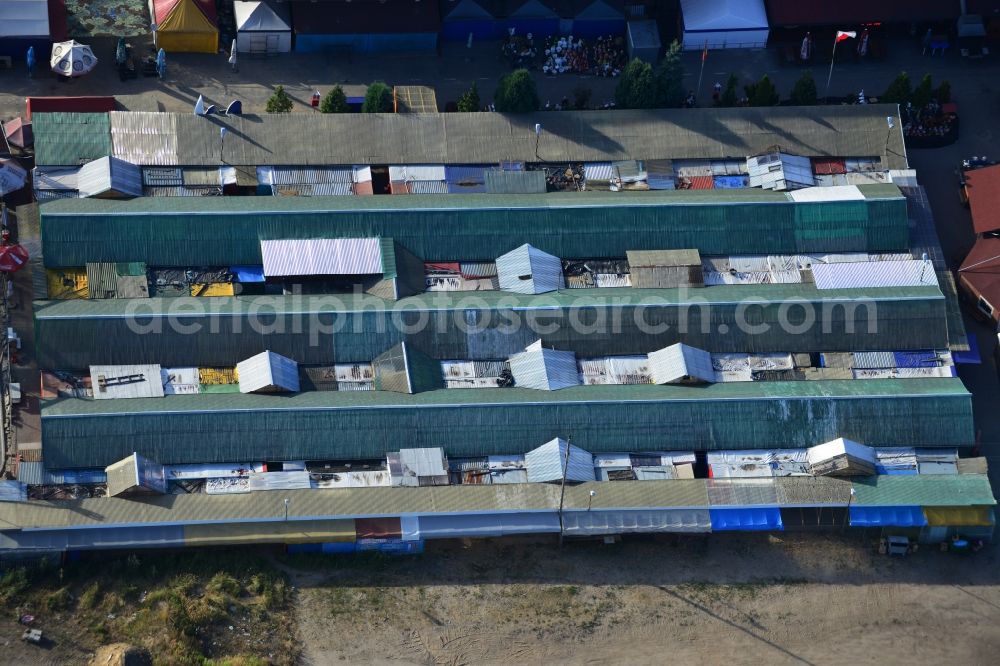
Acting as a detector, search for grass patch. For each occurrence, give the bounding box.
[0,551,300,666]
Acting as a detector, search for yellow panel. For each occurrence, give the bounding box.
[924,506,995,527]
[198,367,237,385]
[190,282,235,297]
[157,32,218,55]
[46,268,88,299]
[158,0,217,33]
[184,519,356,546]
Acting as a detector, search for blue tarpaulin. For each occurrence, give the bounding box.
[710,507,783,531]
[713,175,749,189]
[893,350,942,368]
[952,334,981,364]
[231,265,265,282]
[849,505,927,527]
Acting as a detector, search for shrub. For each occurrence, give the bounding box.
[494,69,540,113]
[320,85,348,113]
[881,72,912,105]
[457,82,480,112]
[265,86,294,113]
[362,82,394,113]
[790,71,818,105]
[615,58,656,109]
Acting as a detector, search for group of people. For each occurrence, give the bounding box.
[526,33,624,77]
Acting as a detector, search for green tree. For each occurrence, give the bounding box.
[494,68,540,113]
[790,71,818,106]
[319,85,348,113]
[745,74,779,107]
[911,74,934,109]
[881,72,912,105]
[719,74,739,107]
[265,85,293,113]
[457,82,481,112]
[936,80,952,104]
[654,40,685,108]
[615,58,656,109]
[362,82,394,113]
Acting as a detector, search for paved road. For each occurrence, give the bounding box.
[2,36,999,472]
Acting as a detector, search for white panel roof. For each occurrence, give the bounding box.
[681,0,767,31]
[0,0,50,38]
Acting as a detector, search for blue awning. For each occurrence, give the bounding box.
[710,507,783,531]
[952,334,981,364]
[230,265,266,282]
[849,505,927,527]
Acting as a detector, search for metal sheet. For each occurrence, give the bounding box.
[261,237,382,277]
[90,364,164,399]
[812,260,938,289]
[525,438,594,483]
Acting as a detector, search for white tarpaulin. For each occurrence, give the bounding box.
[680,0,769,50]
[234,1,291,54]
[0,0,50,38]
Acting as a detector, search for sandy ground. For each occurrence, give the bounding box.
[288,534,1000,666]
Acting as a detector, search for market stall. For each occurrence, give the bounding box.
[680,0,769,50]
[149,0,219,54]
[234,1,291,54]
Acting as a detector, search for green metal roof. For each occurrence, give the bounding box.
[39,378,974,468]
[32,285,949,368]
[851,475,997,507]
[38,190,909,266]
[33,113,112,166]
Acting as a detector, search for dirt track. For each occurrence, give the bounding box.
[289,534,1000,665]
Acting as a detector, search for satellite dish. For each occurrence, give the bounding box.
[226,100,243,115]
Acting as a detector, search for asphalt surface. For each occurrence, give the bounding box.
[1,36,999,476]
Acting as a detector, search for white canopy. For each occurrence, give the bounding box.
[0,0,50,38]
[233,1,291,53]
[51,40,98,77]
[234,1,291,32]
[680,0,769,50]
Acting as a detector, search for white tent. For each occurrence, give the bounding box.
[0,0,50,39]
[680,0,768,51]
[234,1,291,54]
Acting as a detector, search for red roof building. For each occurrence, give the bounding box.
[958,236,1000,323]
[964,164,1000,235]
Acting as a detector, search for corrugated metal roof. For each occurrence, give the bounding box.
[813,260,938,289]
[33,283,951,371]
[77,156,143,198]
[34,112,112,166]
[496,243,564,294]
[648,343,715,384]
[109,111,178,166]
[627,249,700,268]
[272,182,355,197]
[260,237,382,277]
[38,188,909,268]
[94,106,908,168]
[36,378,974,469]
[389,165,446,181]
[406,180,449,194]
[90,364,164,399]
[34,166,80,191]
[142,167,183,186]
[236,351,300,393]
[525,438,595,482]
[508,345,580,390]
[851,475,996,507]
[706,479,780,506]
[270,167,355,185]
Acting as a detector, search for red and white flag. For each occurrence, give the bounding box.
[836,31,856,42]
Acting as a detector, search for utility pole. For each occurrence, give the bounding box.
[557,436,571,547]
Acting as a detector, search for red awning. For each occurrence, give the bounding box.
[965,165,1000,234]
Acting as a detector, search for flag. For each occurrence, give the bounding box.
[836,31,856,42]
[701,42,708,62]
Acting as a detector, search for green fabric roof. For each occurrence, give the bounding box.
[33,113,112,166]
[851,475,996,507]
[38,190,909,266]
[33,285,948,368]
[39,378,974,468]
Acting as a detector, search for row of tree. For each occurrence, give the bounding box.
[265,82,396,114]
[266,67,951,115]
